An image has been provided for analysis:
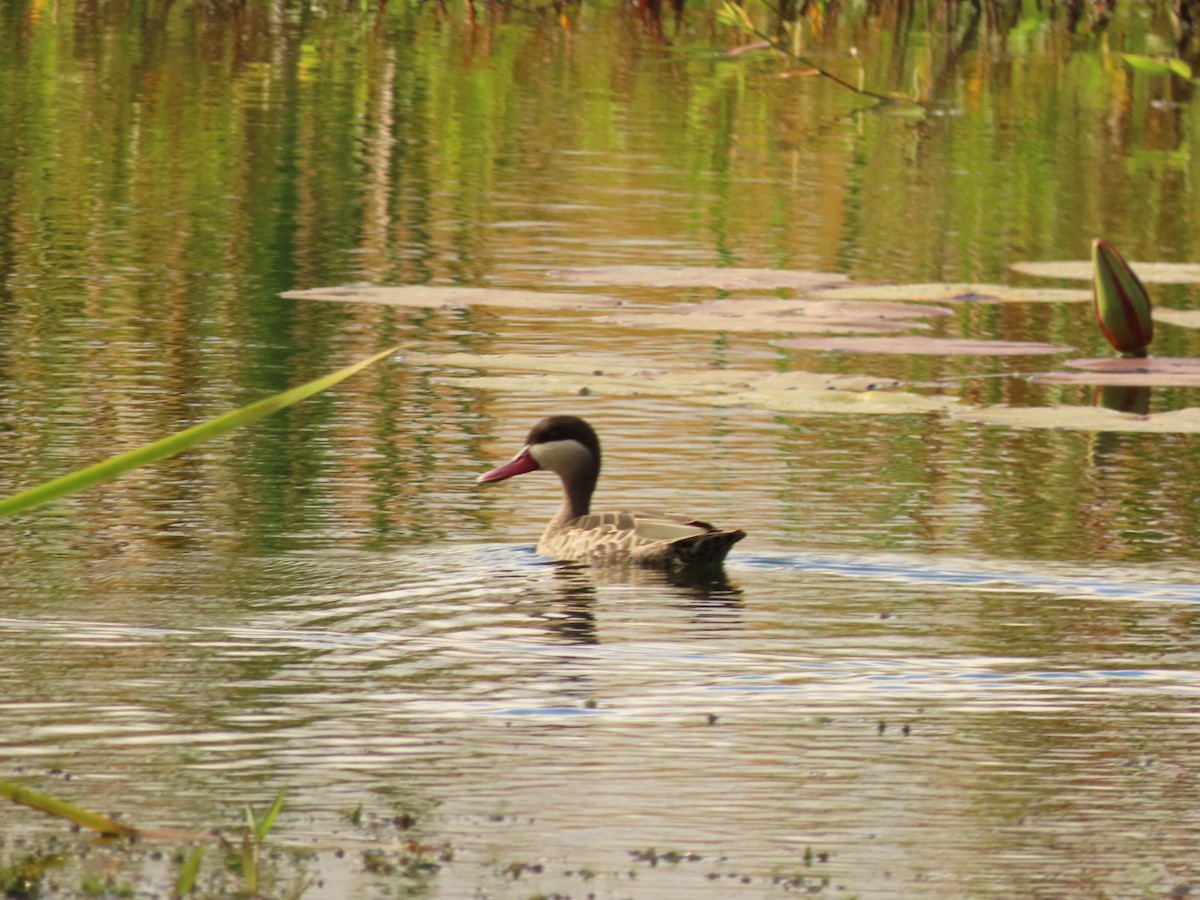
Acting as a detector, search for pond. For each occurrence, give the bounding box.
[2,0,1200,896]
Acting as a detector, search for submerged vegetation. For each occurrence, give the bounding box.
[0,778,288,898]
[0,779,452,899]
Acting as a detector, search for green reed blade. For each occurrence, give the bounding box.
[174,846,206,898]
[242,832,258,896]
[0,346,402,518]
[253,792,286,842]
[0,778,137,837]
[1124,54,1193,79]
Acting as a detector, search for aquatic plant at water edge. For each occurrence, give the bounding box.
[0,778,136,837]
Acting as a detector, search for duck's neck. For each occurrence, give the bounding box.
[552,468,595,527]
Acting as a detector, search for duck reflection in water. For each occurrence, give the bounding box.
[522,560,744,647]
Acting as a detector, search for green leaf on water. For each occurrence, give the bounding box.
[0,345,402,518]
[0,778,137,837]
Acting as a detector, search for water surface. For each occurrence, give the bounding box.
[2,0,1200,896]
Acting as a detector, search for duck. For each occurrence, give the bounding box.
[477,415,746,567]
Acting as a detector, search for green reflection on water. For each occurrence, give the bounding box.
[0,0,1198,567]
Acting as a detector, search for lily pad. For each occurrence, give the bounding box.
[408,352,888,391]
[1153,309,1200,329]
[805,283,1091,303]
[608,298,948,334]
[694,384,959,416]
[1028,357,1200,388]
[609,313,925,334]
[952,405,1200,433]
[548,266,849,292]
[775,336,1074,356]
[406,351,952,414]
[405,352,752,389]
[1031,372,1200,387]
[1010,260,1200,284]
[1064,357,1200,373]
[282,285,617,310]
[666,297,953,319]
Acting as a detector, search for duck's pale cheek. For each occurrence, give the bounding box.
[529,439,590,472]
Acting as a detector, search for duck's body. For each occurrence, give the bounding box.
[478,415,745,567]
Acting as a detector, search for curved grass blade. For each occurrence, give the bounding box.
[1124,53,1179,76]
[1124,54,1193,79]
[0,346,403,518]
[174,846,206,898]
[252,792,286,842]
[0,778,137,837]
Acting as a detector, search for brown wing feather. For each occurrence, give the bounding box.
[539,509,744,567]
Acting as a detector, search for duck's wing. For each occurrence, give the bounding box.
[628,511,746,566]
[548,511,744,565]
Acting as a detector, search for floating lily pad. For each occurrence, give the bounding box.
[548,266,848,291]
[417,350,1200,423]
[1010,260,1200,283]
[405,352,750,388]
[953,405,1200,433]
[775,336,1074,355]
[1031,372,1200,387]
[1039,359,1200,388]
[408,351,753,396]
[486,220,569,230]
[694,384,960,415]
[406,351,951,414]
[1064,357,1200,373]
[805,283,1091,303]
[607,297,948,334]
[282,285,617,310]
[1153,309,1200,329]
[666,298,953,319]
[609,313,924,334]
[408,352,888,391]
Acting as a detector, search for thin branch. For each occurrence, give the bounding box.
[720,2,908,104]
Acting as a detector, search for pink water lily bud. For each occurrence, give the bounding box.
[1091,238,1153,357]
